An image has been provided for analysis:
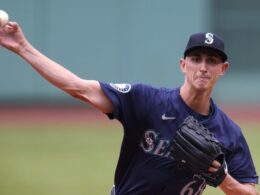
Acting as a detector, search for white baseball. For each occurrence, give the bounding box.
[0,10,9,28]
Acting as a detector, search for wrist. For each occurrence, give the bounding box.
[17,39,30,56]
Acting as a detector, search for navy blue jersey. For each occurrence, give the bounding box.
[100,82,258,195]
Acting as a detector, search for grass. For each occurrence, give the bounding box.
[0,124,122,195]
[0,123,259,195]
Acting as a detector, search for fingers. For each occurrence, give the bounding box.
[8,21,18,28]
[3,22,19,33]
[208,166,219,173]
[208,160,221,173]
[0,21,26,53]
[0,21,18,34]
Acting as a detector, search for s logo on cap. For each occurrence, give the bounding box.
[205,33,214,45]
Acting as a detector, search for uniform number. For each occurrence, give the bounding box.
[180,179,206,195]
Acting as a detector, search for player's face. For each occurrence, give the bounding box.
[180,48,229,91]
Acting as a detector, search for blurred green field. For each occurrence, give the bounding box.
[0,123,259,195]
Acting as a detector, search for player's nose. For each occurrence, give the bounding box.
[199,61,208,72]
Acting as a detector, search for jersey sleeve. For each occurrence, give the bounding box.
[226,130,258,184]
[99,82,153,128]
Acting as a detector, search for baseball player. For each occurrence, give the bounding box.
[0,22,259,195]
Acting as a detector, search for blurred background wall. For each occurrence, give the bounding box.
[0,0,259,105]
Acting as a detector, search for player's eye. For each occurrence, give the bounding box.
[207,57,220,65]
[190,56,201,63]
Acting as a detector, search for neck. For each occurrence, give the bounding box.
[180,85,212,115]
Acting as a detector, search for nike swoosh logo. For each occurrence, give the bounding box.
[161,114,176,120]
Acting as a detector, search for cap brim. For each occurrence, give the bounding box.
[184,46,228,62]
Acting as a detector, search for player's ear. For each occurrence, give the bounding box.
[219,62,229,76]
[180,58,186,73]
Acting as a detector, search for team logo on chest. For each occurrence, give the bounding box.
[140,130,174,159]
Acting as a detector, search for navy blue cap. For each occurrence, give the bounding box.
[184,32,228,62]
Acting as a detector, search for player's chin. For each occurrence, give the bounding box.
[194,79,215,90]
[194,82,211,91]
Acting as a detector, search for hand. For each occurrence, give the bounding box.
[208,160,221,173]
[172,116,227,187]
[0,22,27,54]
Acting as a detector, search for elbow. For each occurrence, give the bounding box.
[68,90,90,103]
[61,81,90,103]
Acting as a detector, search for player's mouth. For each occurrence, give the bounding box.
[198,76,210,80]
[196,75,211,81]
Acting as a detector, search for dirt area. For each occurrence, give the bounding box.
[0,104,259,126]
[0,105,116,126]
[219,103,260,124]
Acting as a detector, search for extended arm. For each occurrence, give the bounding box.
[0,22,113,113]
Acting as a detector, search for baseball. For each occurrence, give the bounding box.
[0,10,9,28]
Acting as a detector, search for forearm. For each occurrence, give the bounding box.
[219,174,258,195]
[17,40,113,113]
[1,22,113,113]
[2,22,90,96]
[17,40,86,95]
